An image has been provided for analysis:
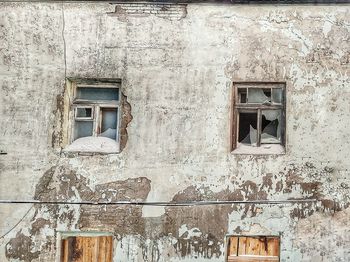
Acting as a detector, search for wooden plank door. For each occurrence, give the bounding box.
[227,236,279,262]
[61,236,113,262]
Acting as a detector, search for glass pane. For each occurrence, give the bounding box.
[76,107,92,118]
[272,88,283,104]
[261,110,281,144]
[99,108,118,140]
[76,87,119,101]
[238,112,258,145]
[238,88,247,103]
[248,88,271,104]
[74,121,93,140]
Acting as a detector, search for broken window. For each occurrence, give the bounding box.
[226,235,280,261]
[61,234,113,262]
[232,83,285,152]
[65,79,122,153]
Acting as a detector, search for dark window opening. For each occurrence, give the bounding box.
[238,112,257,144]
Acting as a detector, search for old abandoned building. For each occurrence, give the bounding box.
[0,0,349,261]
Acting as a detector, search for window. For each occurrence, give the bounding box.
[226,235,280,261]
[231,82,286,154]
[60,233,113,262]
[64,79,122,154]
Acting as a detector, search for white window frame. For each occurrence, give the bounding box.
[74,105,94,120]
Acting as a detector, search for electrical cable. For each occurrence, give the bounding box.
[0,199,318,206]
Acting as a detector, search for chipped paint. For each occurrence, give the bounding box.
[0,2,349,262]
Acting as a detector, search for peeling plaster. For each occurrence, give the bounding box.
[0,2,350,262]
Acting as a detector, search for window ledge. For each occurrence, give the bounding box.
[232,143,285,155]
[63,137,120,154]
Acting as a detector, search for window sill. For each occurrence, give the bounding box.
[232,143,285,155]
[63,137,120,155]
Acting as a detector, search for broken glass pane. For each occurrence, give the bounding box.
[239,112,257,145]
[262,109,280,121]
[74,121,93,140]
[248,88,271,104]
[272,88,283,104]
[76,107,92,118]
[261,110,281,144]
[249,125,257,146]
[76,87,119,101]
[99,108,118,140]
[241,126,258,146]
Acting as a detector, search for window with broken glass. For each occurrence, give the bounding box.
[71,82,120,143]
[231,83,285,151]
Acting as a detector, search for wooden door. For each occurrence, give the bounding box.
[61,236,113,262]
[227,236,279,262]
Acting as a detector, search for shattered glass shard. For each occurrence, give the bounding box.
[248,88,271,104]
[262,109,280,122]
[249,125,257,146]
[261,114,281,144]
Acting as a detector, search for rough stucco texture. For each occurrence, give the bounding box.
[0,2,350,262]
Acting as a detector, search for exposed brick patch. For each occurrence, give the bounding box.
[110,3,187,21]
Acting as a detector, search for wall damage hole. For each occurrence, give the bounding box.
[61,234,113,262]
[226,235,280,261]
[110,3,187,21]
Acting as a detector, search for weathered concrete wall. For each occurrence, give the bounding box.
[0,2,349,261]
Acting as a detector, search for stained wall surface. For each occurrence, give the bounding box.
[0,2,349,261]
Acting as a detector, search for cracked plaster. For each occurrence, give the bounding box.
[0,2,349,261]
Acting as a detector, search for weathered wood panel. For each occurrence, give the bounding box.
[228,256,279,262]
[61,236,113,262]
[227,236,279,262]
[238,236,247,255]
[228,236,239,256]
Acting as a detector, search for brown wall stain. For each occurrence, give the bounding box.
[6,163,349,261]
[5,232,40,262]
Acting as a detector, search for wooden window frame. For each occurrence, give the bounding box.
[69,80,121,144]
[225,234,280,262]
[231,82,286,151]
